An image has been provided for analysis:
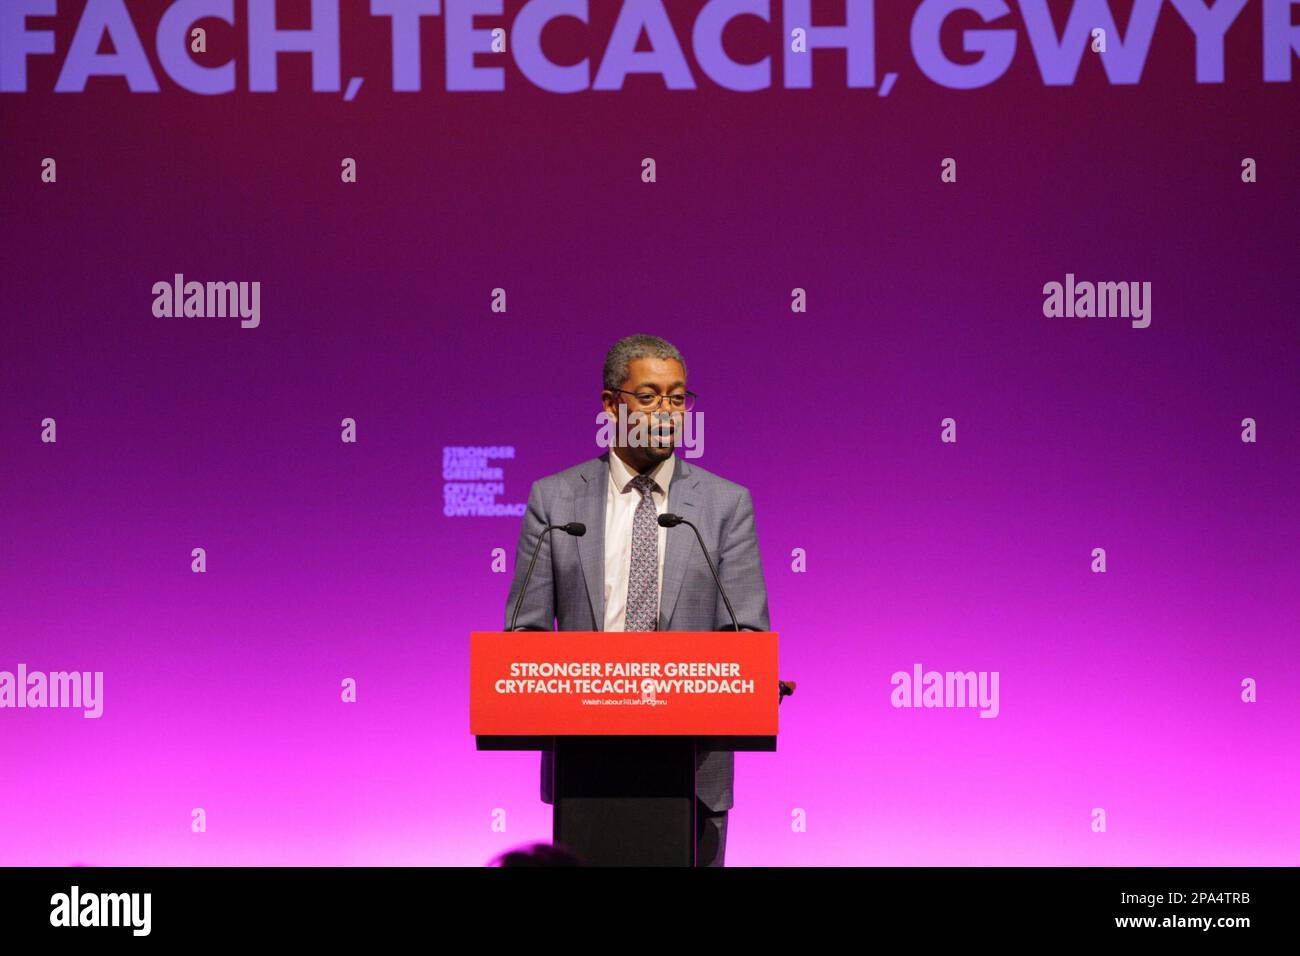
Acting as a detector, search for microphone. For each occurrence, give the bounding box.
[509,522,586,631]
[657,512,740,632]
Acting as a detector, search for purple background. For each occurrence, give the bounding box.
[2,1,1298,865]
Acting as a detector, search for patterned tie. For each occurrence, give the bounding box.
[624,473,659,631]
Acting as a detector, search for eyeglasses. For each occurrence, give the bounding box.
[610,388,698,411]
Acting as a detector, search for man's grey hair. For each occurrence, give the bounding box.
[602,335,687,390]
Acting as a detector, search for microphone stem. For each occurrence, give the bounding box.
[510,525,556,631]
[680,519,739,632]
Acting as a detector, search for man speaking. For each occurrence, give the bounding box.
[503,334,771,866]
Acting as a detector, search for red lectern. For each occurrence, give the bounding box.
[471,630,780,866]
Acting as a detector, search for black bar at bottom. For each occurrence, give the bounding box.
[0,867,1288,943]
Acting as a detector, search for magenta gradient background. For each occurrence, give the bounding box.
[2,2,1298,866]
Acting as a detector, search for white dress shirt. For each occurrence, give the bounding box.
[603,451,675,631]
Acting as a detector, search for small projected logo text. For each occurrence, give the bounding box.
[442,446,525,517]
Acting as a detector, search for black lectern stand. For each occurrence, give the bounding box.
[476,734,777,866]
[554,735,696,866]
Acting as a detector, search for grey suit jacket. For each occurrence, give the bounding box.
[503,452,771,812]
